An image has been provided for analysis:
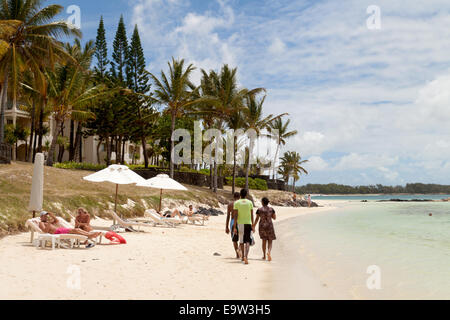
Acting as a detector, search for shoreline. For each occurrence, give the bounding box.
[0,202,340,300]
[260,205,343,300]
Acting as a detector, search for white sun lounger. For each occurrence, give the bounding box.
[25,218,90,250]
[185,215,207,226]
[108,210,155,232]
[145,210,187,227]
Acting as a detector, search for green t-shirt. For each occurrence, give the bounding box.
[234,199,253,225]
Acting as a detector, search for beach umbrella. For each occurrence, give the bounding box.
[83,165,146,217]
[29,153,44,218]
[136,174,188,213]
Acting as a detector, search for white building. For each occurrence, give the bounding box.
[3,102,144,164]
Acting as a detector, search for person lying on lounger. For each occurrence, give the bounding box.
[75,207,93,232]
[39,211,101,247]
[162,209,183,219]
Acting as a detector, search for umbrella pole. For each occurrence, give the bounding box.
[159,189,163,213]
[33,210,35,218]
[114,184,118,224]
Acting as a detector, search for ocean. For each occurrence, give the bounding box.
[278,199,450,299]
[311,194,450,201]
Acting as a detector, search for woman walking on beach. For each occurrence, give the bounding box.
[253,197,276,261]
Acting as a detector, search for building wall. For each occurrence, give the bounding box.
[4,111,144,164]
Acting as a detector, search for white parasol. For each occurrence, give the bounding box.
[83,165,146,216]
[28,153,44,217]
[137,174,188,212]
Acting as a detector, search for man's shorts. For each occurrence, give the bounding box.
[238,224,252,244]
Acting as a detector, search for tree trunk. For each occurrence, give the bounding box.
[122,139,126,164]
[209,147,213,190]
[96,137,102,164]
[46,119,61,166]
[213,138,218,193]
[32,127,38,162]
[27,100,36,162]
[73,122,82,162]
[272,143,280,180]
[57,122,65,163]
[141,136,148,168]
[105,135,111,165]
[116,136,122,164]
[69,120,75,161]
[232,136,237,195]
[37,102,44,153]
[245,138,255,191]
[170,113,176,178]
[0,70,9,144]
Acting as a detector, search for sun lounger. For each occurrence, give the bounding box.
[145,210,186,227]
[186,215,206,226]
[25,218,90,250]
[26,216,102,244]
[108,210,154,232]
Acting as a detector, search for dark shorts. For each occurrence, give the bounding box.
[238,224,252,244]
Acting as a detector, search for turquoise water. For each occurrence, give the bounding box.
[311,194,450,201]
[286,201,450,299]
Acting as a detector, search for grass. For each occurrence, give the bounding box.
[0,162,226,237]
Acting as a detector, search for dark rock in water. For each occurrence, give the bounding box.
[273,199,319,208]
[378,199,434,202]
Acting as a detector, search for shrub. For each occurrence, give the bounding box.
[53,162,106,171]
[225,177,268,191]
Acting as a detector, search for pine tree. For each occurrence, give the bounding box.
[127,25,153,168]
[94,16,109,78]
[111,15,129,85]
[127,25,150,93]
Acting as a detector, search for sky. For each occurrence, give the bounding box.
[54,0,450,186]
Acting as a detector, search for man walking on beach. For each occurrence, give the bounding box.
[233,189,255,265]
[226,192,241,258]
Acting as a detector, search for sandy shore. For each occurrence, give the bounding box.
[0,202,339,300]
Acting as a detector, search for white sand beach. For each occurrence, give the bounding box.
[0,202,338,300]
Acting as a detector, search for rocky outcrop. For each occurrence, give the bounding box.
[270,199,319,208]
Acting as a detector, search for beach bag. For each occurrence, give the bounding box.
[250,232,255,247]
[105,231,127,244]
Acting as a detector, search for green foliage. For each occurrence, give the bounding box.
[111,15,129,83]
[94,16,109,78]
[53,162,107,171]
[295,183,450,195]
[225,177,268,190]
[179,166,210,175]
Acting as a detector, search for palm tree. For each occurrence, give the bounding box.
[45,40,105,166]
[268,118,298,180]
[0,0,81,146]
[197,65,264,194]
[242,93,285,191]
[278,151,308,191]
[150,58,201,178]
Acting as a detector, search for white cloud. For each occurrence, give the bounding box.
[334,153,398,171]
[127,0,450,185]
[307,156,329,171]
[268,38,286,55]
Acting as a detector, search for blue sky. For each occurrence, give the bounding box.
[54,0,450,186]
